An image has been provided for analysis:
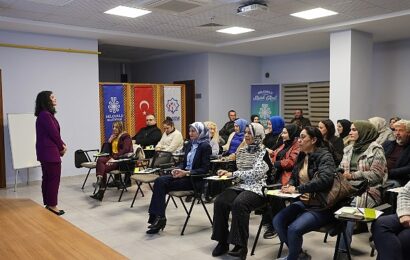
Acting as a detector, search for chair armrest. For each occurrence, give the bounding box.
[374,203,391,212]
[262,184,282,197]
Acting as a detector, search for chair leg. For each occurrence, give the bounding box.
[251,216,264,256]
[181,197,196,236]
[179,197,189,214]
[277,242,283,258]
[324,231,329,243]
[370,247,375,257]
[81,168,92,189]
[130,182,144,208]
[199,197,213,225]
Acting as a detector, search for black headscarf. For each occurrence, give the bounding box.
[337,119,351,139]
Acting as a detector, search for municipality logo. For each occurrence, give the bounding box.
[108,97,120,113]
[166,98,180,114]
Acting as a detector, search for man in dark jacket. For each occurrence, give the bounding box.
[290,109,311,128]
[133,114,162,148]
[219,110,237,143]
[383,119,410,187]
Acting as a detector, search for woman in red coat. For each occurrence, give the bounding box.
[35,91,66,216]
[90,121,133,201]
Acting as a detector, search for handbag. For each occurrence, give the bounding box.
[313,171,360,209]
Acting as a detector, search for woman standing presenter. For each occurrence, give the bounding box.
[35,91,66,216]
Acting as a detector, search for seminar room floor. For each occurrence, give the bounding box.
[0,175,375,260]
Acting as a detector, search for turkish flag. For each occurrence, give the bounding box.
[134,86,155,133]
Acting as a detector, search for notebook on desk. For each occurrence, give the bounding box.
[135,168,160,174]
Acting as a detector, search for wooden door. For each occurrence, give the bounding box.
[0,70,5,188]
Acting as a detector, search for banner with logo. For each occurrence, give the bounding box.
[251,84,280,128]
[163,86,182,131]
[102,84,125,141]
[134,86,155,133]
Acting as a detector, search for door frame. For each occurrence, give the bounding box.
[0,70,6,188]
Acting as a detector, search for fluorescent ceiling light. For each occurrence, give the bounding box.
[104,5,151,18]
[290,7,337,20]
[217,26,255,35]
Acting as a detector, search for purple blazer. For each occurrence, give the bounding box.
[36,110,65,163]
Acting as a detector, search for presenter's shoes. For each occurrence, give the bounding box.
[228,245,248,259]
[212,242,229,257]
[90,190,105,201]
[146,216,166,234]
[45,206,65,216]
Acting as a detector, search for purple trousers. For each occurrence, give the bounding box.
[96,156,118,184]
[41,162,61,207]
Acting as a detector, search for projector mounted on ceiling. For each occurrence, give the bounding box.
[237,2,267,16]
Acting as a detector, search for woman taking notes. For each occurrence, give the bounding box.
[35,91,67,216]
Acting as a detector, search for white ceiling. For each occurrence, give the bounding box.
[1,0,410,61]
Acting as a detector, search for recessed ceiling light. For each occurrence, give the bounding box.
[290,7,337,20]
[217,26,255,35]
[104,5,151,18]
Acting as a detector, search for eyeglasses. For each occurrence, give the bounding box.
[146,119,154,121]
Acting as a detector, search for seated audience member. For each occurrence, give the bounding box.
[205,121,224,156]
[372,180,410,260]
[262,124,300,239]
[90,121,133,201]
[263,116,285,154]
[290,109,311,128]
[251,114,260,123]
[369,116,395,145]
[211,123,272,259]
[338,120,387,254]
[219,110,238,143]
[318,119,344,165]
[132,114,162,148]
[155,117,183,153]
[390,116,401,131]
[337,119,352,146]
[146,122,212,234]
[273,126,336,260]
[383,120,410,187]
[222,118,247,156]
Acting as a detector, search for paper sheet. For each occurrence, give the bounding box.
[266,189,301,198]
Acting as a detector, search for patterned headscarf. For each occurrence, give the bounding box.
[353,120,379,154]
[249,122,265,144]
[189,122,209,144]
[270,116,285,135]
[368,117,389,134]
[234,118,248,133]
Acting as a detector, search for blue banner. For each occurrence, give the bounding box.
[102,85,124,141]
[251,84,280,128]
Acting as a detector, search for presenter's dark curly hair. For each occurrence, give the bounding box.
[35,90,56,116]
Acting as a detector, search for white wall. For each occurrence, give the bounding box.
[208,53,261,128]
[372,39,410,120]
[261,49,330,85]
[0,30,100,187]
[131,53,210,121]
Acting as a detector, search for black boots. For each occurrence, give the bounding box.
[146,216,167,234]
[90,190,105,201]
[212,242,229,257]
[228,245,248,259]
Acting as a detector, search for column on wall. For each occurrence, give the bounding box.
[329,30,373,121]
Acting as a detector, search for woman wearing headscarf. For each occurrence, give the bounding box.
[263,116,285,154]
[369,116,395,145]
[146,122,212,234]
[211,123,272,259]
[337,119,352,146]
[338,120,387,254]
[222,118,248,155]
[262,124,301,239]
